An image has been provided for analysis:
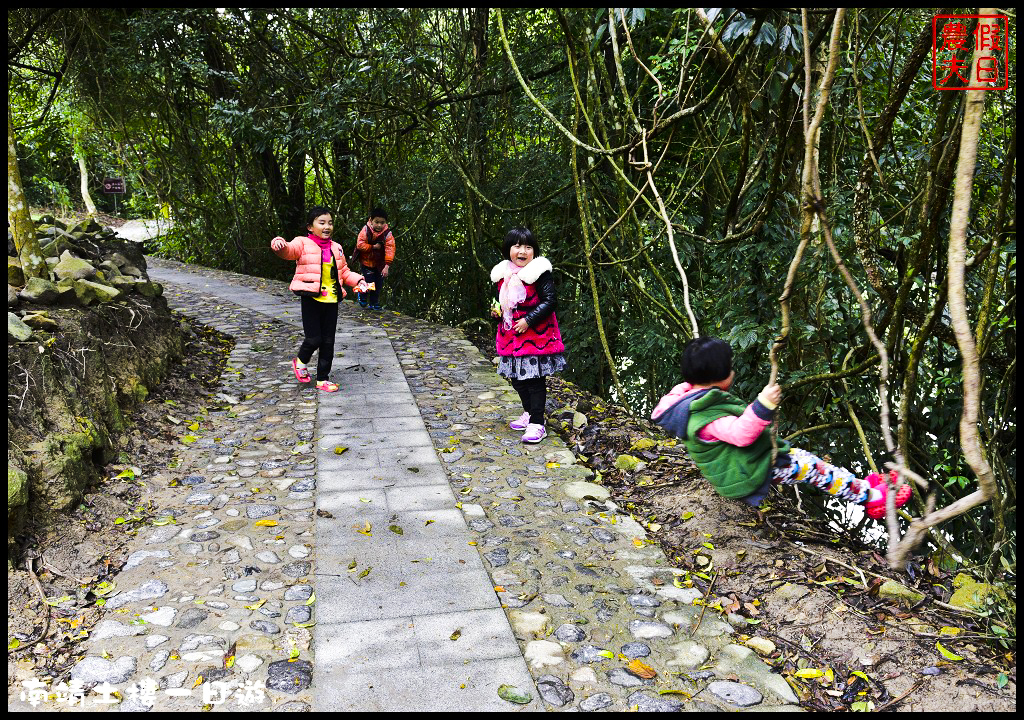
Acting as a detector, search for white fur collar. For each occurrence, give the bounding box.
[490,257,552,285]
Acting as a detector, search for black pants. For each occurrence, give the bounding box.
[510,376,547,425]
[360,266,383,306]
[297,296,339,380]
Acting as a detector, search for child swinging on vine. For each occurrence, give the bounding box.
[652,336,912,519]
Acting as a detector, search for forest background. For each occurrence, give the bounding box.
[7,9,1015,613]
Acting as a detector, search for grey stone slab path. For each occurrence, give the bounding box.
[81,256,805,713]
[148,263,537,711]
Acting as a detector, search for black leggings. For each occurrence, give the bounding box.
[510,376,547,425]
[297,296,339,380]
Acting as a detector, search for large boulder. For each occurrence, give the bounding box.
[8,312,33,341]
[19,276,60,305]
[76,279,122,303]
[54,254,98,282]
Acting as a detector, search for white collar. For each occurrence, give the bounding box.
[490,256,552,285]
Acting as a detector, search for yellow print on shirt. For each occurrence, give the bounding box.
[316,260,338,303]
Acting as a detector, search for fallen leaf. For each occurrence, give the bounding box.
[627,659,657,679]
[450,628,462,641]
[334,446,348,455]
[389,525,404,535]
[795,668,824,679]
[936,641,963,662]
[254,519,278,527]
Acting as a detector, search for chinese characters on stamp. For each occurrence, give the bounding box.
[933,14,1010,90]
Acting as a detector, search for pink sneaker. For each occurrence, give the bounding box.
[864,470,913,519]
[521,423,547,444]
[509,412,531,431]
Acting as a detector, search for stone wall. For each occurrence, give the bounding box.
[8,217,184,553]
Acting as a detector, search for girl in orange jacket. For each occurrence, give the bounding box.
[271,206,367,392]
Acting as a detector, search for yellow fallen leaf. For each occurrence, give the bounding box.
[254,519,278,527]
[494,586,506,593]
[795,668,824,679]
[936,641,963,661]
[245,599,267,610]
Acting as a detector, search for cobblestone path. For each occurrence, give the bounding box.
[48,258,800,712]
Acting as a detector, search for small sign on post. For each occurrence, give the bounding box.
[102,177,125,215]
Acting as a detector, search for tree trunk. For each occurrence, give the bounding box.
[8,108,47,281]
[76,148,98,216]
[886,9,1001,567]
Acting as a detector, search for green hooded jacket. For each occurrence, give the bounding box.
[668,389,790,499]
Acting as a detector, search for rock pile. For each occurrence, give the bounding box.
[8,216,163,327]
[8,216,182,551]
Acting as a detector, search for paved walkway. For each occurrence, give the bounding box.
[146,264,534,711]
[35,256,801,712]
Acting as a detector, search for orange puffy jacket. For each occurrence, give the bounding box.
[355,224,396,269]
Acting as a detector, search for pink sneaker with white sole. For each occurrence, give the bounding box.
[509,412,531,431]
[521,423,547,444]
[863,470,913,519]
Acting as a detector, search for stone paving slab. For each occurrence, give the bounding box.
[89,257,805,713]
[146,262,539,712]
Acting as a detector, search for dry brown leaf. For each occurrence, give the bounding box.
[627,659,657,679]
